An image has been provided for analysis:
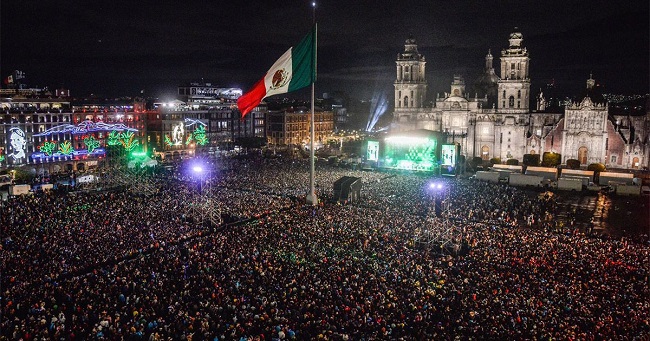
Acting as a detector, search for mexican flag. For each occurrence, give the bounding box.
[237,26,316,118]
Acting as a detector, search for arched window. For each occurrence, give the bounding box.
[403,96,409,108]
[517,90,521,99]
[509,96,515,108]
[502,90,506,98]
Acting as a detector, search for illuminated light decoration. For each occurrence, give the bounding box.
[119,131,139,151]
[185,133,194,145]
[383,134,438,171]
[31,148,105,160]
[39,141,57,156]
[58,141,74,155]
[193,125,208,146]
[184,118,207,128]
[107,131,121,146]
[0,148,5,162]
[131,151,147,157]
[9,127,27,160]
[164,135,173,147]
[171,123,184,146]
[83,135,100,153]
[32,120,138,137]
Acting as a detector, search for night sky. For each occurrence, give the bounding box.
[1,1,648,101]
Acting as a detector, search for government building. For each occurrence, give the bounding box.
[392,30,649,170]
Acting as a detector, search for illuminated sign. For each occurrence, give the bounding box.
[189,87,242,98]
[9,127,26,160]
[33,120,138,137]
[441,144,457,166]
[367,141,379,161]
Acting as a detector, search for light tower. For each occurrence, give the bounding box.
[414,181,463,253]
[188,161,221,227]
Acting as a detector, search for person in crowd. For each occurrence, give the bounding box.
[1,154,648,340]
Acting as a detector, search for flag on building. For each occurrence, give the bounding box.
[237,26,316,118]
[4,75,13,85]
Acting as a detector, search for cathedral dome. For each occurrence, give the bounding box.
[476,70,499,85]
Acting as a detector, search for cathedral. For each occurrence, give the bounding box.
[392,30,649,170]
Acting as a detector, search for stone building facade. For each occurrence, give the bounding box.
[392,30,649,169]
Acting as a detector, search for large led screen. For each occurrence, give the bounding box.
[367,141,379,161]
[441,144,457,166]
[383,136,437,171]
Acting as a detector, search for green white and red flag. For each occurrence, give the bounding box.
[237,26,316,118]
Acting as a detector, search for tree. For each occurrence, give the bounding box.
[470,157,483,169]
[566,159,580,169]
[12,168,33,184]
[587,163,606,172]
[489,157,501,166]
[541,152,561,167]
[506,159,519,165]
[523,154,540,166]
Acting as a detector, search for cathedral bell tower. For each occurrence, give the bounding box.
[497,29,530,113]
[394,37,427,127]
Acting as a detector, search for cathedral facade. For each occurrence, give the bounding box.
[392,31,649,170]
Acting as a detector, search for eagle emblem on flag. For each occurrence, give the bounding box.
[270,69,290,89]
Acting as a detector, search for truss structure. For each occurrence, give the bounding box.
[188,181,222,227]
[414,186,463,253]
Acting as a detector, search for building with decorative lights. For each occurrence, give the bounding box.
[151,83,267,159]
[392,31,649,170]
[0,88,149,173]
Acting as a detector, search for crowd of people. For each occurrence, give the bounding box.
[1,155,648,340]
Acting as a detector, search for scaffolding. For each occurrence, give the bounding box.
[188,180,222,227]
[414,185,463,253]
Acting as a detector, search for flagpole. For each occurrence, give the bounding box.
[306,1,319,205]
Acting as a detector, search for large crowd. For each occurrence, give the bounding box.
[1,155,648,340]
